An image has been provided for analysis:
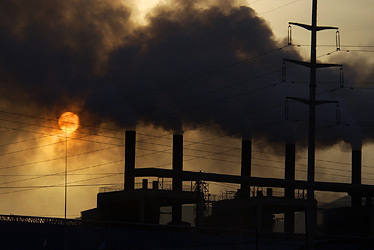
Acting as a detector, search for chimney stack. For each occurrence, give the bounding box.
[172,134,183,223]
[284,144,296,233]
[240,140,252,194]
[172,134,183,191]
[285,144,296,198]
[124,131,136,190]
[351,150,362,207]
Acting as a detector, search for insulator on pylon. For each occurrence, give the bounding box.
[336,30,341,51]
[288,25,292,46]
[282,61,286,82]
[336,104,341,125]
[285,99,289,120]
[340,67,344,88]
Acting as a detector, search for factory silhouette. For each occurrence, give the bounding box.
[0,130,374,249]
[84,131,374,238]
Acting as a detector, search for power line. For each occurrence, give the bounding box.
[0,145,121,172]
[0,43,332,155]
[293,44,374,48]
[0,90,287,166]
[129,50,338,144]
[0,158,123,186]
[74,45,288,121]
[0,161,124,195]
[0,134,361,183]
[259,0,302,15]
[0,65,372,191]
[0,116,124,148]
[0,45,289,152]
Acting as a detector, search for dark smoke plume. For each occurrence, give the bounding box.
[0,0,372,149]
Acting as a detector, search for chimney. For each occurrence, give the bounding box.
[284,144,296,233]
[124,131,136,190]
[351,150,362,207]
[240,140,252,194]
[172,134,183,223]
[172,134,183,191]
[285,144,296,198]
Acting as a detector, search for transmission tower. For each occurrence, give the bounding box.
[283,0,342,248]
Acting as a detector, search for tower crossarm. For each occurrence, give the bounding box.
[284,59,342,68]
[284,59,310,67]
[316,26,339,31]
[315,63,343,68]
[286,97,310,105]
[286,97,338,106]
[315,100,338,105]
[289,22,313,31]
[289,22,338,32]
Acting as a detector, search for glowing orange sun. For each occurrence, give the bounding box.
[58,112,79,133]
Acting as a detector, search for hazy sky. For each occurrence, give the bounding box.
[0,0,373,219]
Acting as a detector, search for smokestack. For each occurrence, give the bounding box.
[172,134,183,191]
[125,131,136,190]
[284,144,295,233]
[240,140,252,194]
[172,133,183,223]
[351,149,362,207]
[285,144,295,198]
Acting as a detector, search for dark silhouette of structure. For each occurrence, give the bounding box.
[80,131,374,244]
[1,130,374,249]
[285,0,342,247]
[82,131,201,225]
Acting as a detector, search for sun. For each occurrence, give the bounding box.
[58,112,80,133]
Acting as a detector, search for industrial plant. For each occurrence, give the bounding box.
[0,0,373,249]
[0,130,373,249]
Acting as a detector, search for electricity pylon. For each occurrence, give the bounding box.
[283,0,342,249]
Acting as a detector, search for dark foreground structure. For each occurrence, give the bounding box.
[0,214,302,250]
[2,131,374,249]
[1,214,373,250]
[82,131,374,249]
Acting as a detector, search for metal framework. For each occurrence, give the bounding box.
[284,0,342,248]
[133,167,374,195]
[0,214,82,226]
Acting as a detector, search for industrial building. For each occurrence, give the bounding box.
[80,131,374,240]
[0,130,374,249]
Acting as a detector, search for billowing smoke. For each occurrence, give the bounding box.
[0,0,372,149]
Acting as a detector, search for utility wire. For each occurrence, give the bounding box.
[0,145,120,172]
[0,45,288,150]
[259,0,302,15]
[0,160,124,195]
[0,51,372,187]
[0,42,316,151]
